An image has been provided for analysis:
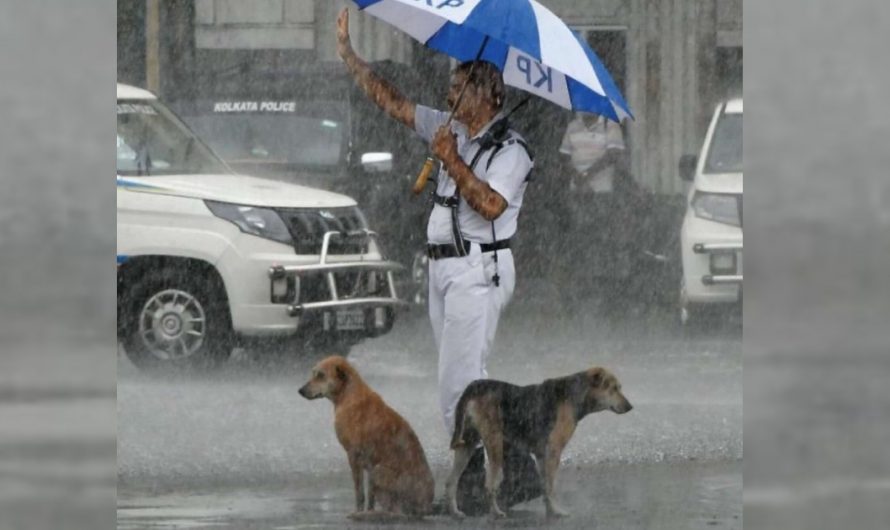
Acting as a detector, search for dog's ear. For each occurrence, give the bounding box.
[335,365,348,383]
[588,368,604,386]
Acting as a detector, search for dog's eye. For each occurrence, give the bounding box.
[314,372,323,380]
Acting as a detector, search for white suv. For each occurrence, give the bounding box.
[678,99,743,326]
[116,84,404,370]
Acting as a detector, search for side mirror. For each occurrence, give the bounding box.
[361,152,393,173]
[678,154,697,182]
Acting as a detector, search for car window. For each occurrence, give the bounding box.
[117,100,229,176]
[705,112,742,174]
[183,100,348,170]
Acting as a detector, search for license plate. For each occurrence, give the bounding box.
[335,309,366,331]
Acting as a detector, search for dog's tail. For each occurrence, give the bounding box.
[450,384,478,450]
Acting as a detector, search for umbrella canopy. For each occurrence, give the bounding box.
[352,0,632,122]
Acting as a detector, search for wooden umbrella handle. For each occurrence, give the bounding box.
[412,157,436,195]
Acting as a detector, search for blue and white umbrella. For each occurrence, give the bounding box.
[352,0,632,122]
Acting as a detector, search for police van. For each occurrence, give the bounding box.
[117,83,405,370]
[169,61,434,306]
[678,98,743,327]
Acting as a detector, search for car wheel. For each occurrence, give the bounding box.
[123,268,233,371]
[680,290,739,337]
[678,280,705,336]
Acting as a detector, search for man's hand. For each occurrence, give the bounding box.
[433,125,508,221]
[334,7,415,130]
[337,8,354,61]
[431,125,459,165]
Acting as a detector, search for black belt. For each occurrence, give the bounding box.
[427,239,511,260]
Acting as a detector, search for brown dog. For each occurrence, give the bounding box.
[298,356,434,520]
[445,366,632,518]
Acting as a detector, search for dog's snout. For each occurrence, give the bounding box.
[298,384,310,398]
[611,395,632,414]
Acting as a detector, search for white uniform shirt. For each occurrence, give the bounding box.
[559,115,625,192]
[414,105,533,245]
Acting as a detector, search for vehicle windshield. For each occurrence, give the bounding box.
[184,100,348,170]
[117,100,229,176]
[705,112,742,173]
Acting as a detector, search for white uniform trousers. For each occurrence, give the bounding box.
[428,244,516,435]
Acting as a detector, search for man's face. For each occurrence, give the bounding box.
[581,113,599,127]
[447,70,487,120]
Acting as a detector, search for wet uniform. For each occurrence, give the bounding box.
[414,105,534,434]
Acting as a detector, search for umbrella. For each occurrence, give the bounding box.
[351,0,632,121]
[349,0,632,192]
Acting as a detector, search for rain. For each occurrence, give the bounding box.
[111,1,743,528]
[4,0,745,529]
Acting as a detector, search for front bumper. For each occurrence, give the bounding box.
[267,230,407,325]
[681,214,743,304]
[217,228,407,337]
[693,242,743,286]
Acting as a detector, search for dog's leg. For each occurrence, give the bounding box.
[538,446,570,518]
[369,464,402,513]
[481,435,507,518]
[348,453,365,514]
[444,445,474,518]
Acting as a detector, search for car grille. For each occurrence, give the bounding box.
[275,206,368,255]
[298,270,390,304]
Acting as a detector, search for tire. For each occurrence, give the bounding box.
[679,280,708,337]
[122,267,233,372]
[679,302,708,337]
[680,299,741,337]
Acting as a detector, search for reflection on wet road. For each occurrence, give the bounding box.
[118,293,741,529]
[118,462,741,529]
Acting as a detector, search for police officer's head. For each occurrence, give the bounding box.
[448,60,505,122]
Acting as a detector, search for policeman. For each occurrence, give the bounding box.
[336,8,533,434]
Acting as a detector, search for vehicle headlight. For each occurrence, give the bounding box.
[205,200,293,245]
[691,192,740,227]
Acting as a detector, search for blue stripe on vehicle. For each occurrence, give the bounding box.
[425,22,510,68]
[462,0,540,62]
[116,178,162,190]
[117,255,129,265]
[353,0,381,8]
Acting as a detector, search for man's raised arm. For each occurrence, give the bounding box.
[337,8,415,130]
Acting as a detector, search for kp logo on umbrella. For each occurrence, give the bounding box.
[353,0,631,121]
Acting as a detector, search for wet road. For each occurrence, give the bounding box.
[117,287,742,529]
[0,338,116,530]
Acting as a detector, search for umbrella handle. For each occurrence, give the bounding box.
[412,157,436,195]
[411,36,489,196]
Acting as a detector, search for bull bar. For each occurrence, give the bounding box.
[267,230,407,318]
[693,242,743,286]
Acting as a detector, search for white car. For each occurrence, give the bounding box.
[116,84,404,370]
[678,98,743,326]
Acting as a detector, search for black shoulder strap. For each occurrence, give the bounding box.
[451,145,490,200]
[484,134,535,181]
